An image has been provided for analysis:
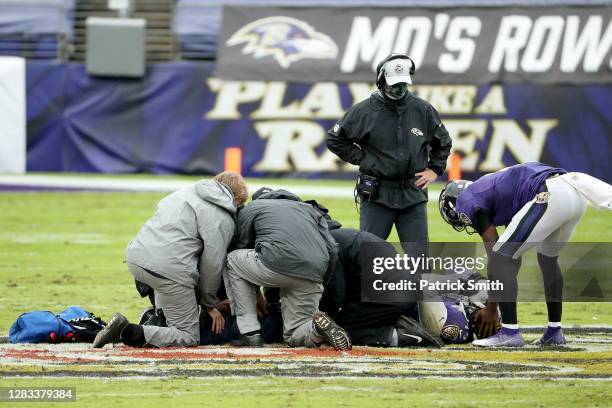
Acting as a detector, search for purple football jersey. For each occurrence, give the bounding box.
[455,162,566,227]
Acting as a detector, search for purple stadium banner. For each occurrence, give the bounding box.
[215,5,612,84]
[26,61,612,182]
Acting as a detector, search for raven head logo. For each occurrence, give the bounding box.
[226,16,338,69]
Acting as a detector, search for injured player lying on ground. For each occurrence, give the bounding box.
[134,190,498,349]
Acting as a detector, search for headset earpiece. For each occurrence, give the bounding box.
[376,66,386,89]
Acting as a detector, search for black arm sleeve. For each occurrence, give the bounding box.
[327,111,365,165]
[473,209,493,236]
[427,106,452,176]
[317,214,339,285]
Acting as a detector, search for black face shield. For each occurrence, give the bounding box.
[384,82,408,100]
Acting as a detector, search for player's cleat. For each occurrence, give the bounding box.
[312,311,352,350]
[138,306,155,325]
[92,313,129,348]
[395,315,444,348]
[231,333,264,347]
[533,326,566,346]
[138,307,167,327]
[472,327,525,347]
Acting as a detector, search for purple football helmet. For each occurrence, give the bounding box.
[439,296,470,344]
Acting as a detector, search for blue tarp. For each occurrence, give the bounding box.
[26,61,612,182]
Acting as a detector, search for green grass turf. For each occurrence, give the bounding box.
[0,182,610,333]
[1,377,610,408]
[0,179,611,407]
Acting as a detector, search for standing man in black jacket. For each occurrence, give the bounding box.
[327,54,452,243]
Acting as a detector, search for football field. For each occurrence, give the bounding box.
[0,175,610,407]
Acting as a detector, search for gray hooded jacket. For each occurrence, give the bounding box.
[233,190,338,283]
[126,180,236,308]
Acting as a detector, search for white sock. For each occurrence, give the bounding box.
[502,323,519,330]
[548,322,562,328]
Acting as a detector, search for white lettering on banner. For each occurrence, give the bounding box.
[521,16,565,72]
[561,16,612,72]
[341,16,397,73]
[348,83,377,103]
[206,78,265,119]
[252,121,339,172]
[439,16,481,73]
[488,16,533,73]
[252,82,301,118]
[338,14,611,76]
[444,118,557,172]
[444,120,488,171]
[205,80,558,174]
[393,17,431,69]
[209,80,346,120]
[473,86,507,114]
[480,120,558,171]
[489,15,612,73]
[434,13,450,40]
[293,82,344,119]
[412,86,477,114]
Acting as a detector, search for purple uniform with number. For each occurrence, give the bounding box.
[455,162,566,227]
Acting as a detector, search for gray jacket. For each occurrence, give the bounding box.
[126,180,236,308]
[233,191,338,283]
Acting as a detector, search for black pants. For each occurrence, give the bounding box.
[328,244,416,347]
[199,308,284,345]
[333,301,413,347]
[349,326,396,347]
[360,200,428,243]
[143,305,284,345]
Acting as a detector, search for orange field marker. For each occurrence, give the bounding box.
[224,147,242,175]
[448,152,462,181]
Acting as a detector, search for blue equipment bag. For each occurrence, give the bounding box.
[9,306,105,343]
[9,311,74,343]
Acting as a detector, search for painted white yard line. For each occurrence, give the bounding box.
[0,174,441,200]
[5,374,612,381]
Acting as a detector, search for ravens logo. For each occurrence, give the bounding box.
[226,16,338,69]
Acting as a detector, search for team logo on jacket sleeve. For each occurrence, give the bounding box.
[226,16,338,69]
[411,128,424,136]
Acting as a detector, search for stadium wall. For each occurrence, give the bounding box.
[26,61,612,182]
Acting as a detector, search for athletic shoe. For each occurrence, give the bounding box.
[312,311,352,350]
[138,306,155,325]
[231,333,264,347]
[92,313,130,348]
[472,327,525,347]
[533,326,566,346]
[395,315,443,348]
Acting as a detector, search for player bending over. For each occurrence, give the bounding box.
[439,162,611,347]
